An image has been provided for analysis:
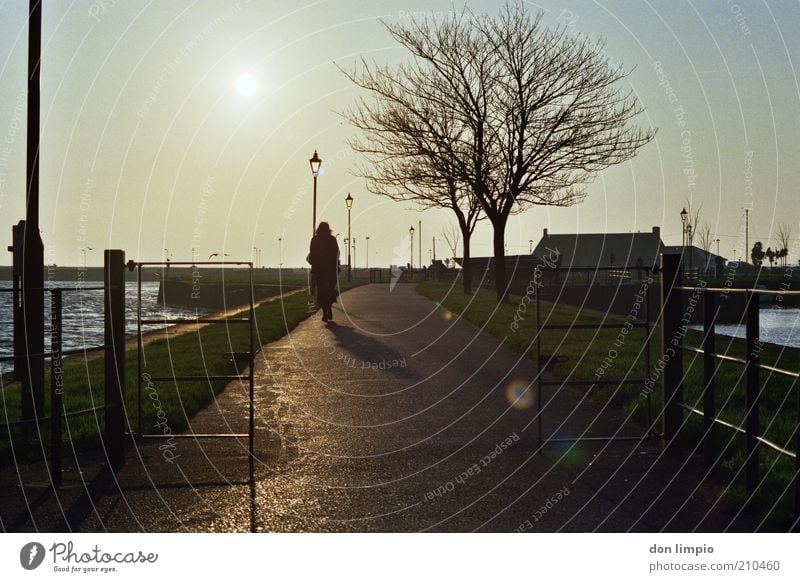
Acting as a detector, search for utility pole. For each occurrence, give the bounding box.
[432,237,436,263]
[13,0,45,424]
[418,220,422,268]
[744,208,750,264]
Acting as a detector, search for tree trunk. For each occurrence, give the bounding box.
[492,220,509,303]
[461,230,472,294]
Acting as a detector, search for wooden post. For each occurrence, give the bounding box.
[702,290,716,469]
[661,253,684,452]
[745,291,760,492]
[50,289,63,487]
[104,250,126,469]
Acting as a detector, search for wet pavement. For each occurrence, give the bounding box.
[1,283,745,532]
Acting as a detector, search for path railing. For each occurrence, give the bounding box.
[660,253,800,523]
[0,250,128,486]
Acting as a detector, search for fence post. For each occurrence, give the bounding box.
[745,291,760,492]
[50,289,63,487]
[702,290,716,470]
[661,253,684,452]
[104,249,126,470]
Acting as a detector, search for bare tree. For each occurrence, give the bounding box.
[441,222,461,264]
[342,59,484,293]
[777,223,792,267]
[375,4,655,302]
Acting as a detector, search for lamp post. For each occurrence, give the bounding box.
[353,238,357,273]
[365,236,370,269]
[529,239,533,254]
[686,223,693,271]
[680,207,689,248]
[309,150,321,236]
[278,237,282,268]
[715,238,720,256]
[345,193,353,281]
[409,225,415,269]
[82,246,94,270]
[679,207,690,273]
[418,220,422,270]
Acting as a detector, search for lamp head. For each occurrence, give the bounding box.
[680,207,688,224]
[345,192,353,209]
[309,150,322,176]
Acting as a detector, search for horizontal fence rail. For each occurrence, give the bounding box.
[661,254,800,526]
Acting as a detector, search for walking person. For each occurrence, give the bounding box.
[307,222,340,322]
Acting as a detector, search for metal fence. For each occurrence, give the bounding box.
[660,254,800,524]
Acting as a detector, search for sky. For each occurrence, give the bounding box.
[0,0,798,268]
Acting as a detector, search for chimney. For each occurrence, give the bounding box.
[652,226,661,240]
[543,228,548,237]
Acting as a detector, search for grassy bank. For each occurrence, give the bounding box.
[1,282,362,464]
[417,281,799,528]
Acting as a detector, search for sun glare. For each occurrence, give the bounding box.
[235,74,257,97]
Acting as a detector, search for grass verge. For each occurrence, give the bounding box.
[417,280,799,529]
[1,282,363,464]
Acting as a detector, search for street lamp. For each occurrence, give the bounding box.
[81,246,94,270]
[409,225,415,269]
[680,207,689,247]
[278,237,283,268]
[529,239,534,254]
[309,150,322,236]
[345,193,353,281]
[365,236,370,269]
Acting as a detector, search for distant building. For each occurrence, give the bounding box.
[532,226,664,269]
[456,226,726,274]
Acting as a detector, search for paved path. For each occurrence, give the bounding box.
[2,284,744,532]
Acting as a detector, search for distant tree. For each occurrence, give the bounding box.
[441,223,461,265]
[777,247,788,267]
[751,241,765,267]
[765,247,776,268]
[777,223,792,267]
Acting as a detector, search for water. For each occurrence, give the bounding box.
[693,308,800,349]
[0,281,209,373]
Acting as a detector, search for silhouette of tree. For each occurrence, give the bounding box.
[766,247,775,268]
[344,3,655,302]
[342,53,484,294]
[751,241,765,267]
[777,223,792,267]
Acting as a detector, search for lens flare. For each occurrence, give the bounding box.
[505,379,535,410]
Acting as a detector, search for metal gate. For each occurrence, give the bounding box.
[133,260,256,531]
[534,266,659,445]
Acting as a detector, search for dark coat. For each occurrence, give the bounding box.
[308,233,339,306]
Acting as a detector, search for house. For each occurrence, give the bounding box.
[456,226,726,275]
[531,226,664,269]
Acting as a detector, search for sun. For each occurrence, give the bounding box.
[235,74,257,97]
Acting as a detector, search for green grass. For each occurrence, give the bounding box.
[1,282,363,464]
[417,280,799,528]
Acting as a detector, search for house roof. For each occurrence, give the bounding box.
[454,227,727,271]
[532,227,663,268]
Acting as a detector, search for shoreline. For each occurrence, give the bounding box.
[0,287,305,388]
